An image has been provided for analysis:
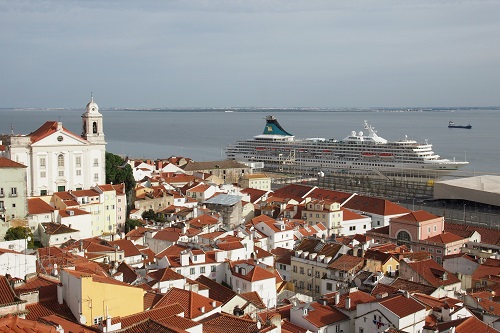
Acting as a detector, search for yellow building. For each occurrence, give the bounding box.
[363,249,400,276]
[239,173,272,191]
[301,199,342,237]
[60,268,144,326]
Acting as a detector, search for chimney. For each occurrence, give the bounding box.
[200,306,205,313]
[345,296,351,310]
[335,292,340,305]
[211,301,217,307]
[106,316,112,332]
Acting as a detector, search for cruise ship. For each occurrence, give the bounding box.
[226,116,469,175]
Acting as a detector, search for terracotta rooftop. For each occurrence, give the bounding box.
[424,232,465,244]
[0,156,27,168]
[41,222,79,235]
[299,301,349,328]
[436,315,500,333]
[199,312,263,333]
[195,275,237,304]
[0,316,59,333]
[28,198,55,215]
[327,254,364,272]
[405,259,461,287]
[114,303,185,329]
[153,287,221,319]
[334,290,375,311]
[392,210,441,224]
[378,294,425,318]
[445,221,500,246]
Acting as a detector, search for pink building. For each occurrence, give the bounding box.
[368,210,469,264]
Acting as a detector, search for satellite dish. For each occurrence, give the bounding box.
[79,315,87,324]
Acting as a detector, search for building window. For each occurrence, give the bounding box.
[10,188,17,196]
[93,317,103,325]
[293,265,297,273]
[40,190,47,196]
[315,285,320,293]
[396,230,411,246]
[93,158,99,167]
[434,225,437,232]
[58,154,64,167]
[40,157,46,168]
[349,226,355,231]
[326,282,332,291]
[211,265,216,272]
[200,267,206,274]
[190,268,195,275]
[58,170,64,177]
[300,267,304,275]
[76,156,82,167]
[76,170,81,176]
[40,171,46,178]
[94,173,99,182]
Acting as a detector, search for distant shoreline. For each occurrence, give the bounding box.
[1,106,500,113]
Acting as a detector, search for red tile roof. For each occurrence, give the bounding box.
[199,312,263,333]
[153,288,221,319]
[392,210,440,224]
[405,259,461,287]
[0,316,59,333]
[230,261,276,282]
[110,239,142,257]
[445,221,500,246]
[424,232,464,244]
[114,303,185,328]
[378,294,425,318]
[299,301,349,328]
[29,121,83,144]
[28,198,55,215]
[195,275,237,304]
[0,156,27,168]
[327,254,364,272]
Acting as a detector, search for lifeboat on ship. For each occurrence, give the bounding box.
[379,153,394,158]
[362,152,377,158]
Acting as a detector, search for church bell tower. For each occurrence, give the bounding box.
[82,94,105,143]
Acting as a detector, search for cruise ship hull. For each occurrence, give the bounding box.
[226,116,469,175]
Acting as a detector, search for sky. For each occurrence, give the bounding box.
[1,0,499,108]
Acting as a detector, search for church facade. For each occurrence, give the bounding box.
[6,97,106,196]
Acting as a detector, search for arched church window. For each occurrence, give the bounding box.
[92,121,98,134]
[396,230,411,246]
[58,154,64,167]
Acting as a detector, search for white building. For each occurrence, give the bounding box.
[0,157,28,227]
[227,260,277,308]
[5,96,106,196]
[354,294,427,333]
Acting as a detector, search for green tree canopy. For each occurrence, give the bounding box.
[105,152,135,193]
[4,227,34,248]
[125,218,143,233]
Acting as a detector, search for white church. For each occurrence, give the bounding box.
[6,96,106,196]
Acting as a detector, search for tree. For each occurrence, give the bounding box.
[125,218,143,233]
[4,227,35,248]
[141,209,156,221]
[105,152,136,213]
